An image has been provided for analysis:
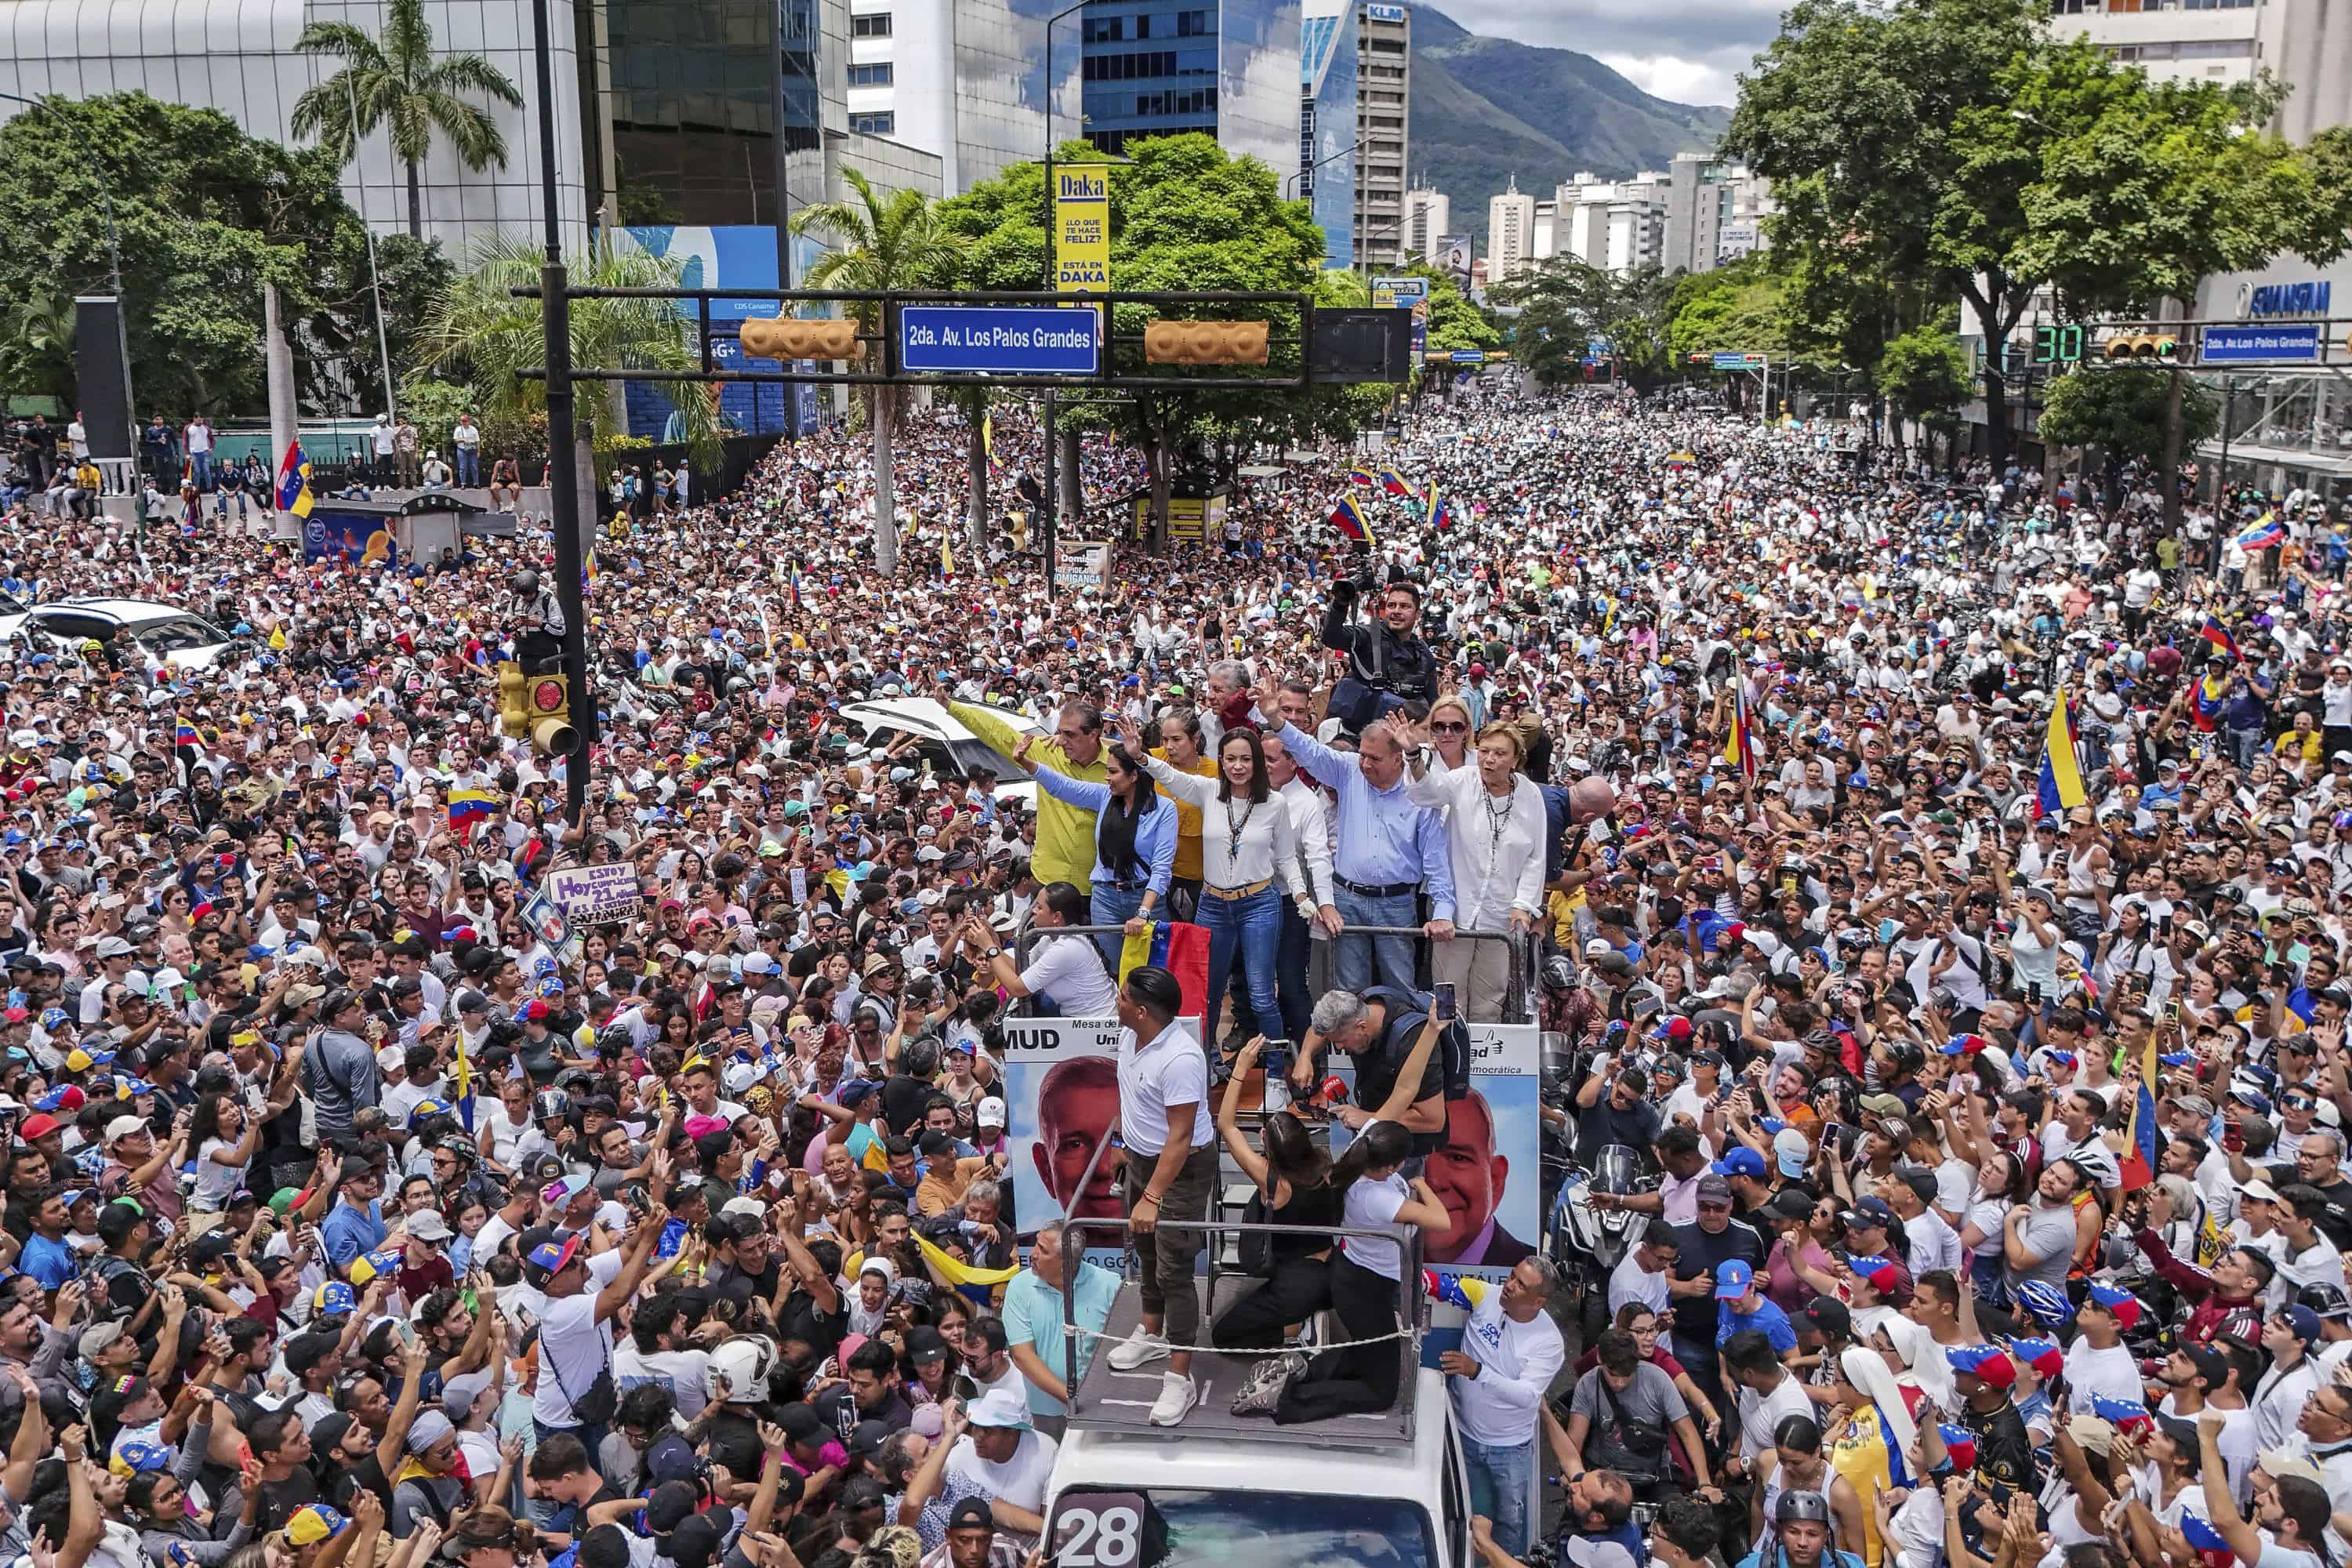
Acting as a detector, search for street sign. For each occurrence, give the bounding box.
[898,306,1100,375]
[1712,351,1767,371]
[1450,349,1485,364]
[2201,322,2320,365]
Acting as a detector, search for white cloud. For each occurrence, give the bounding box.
[1596,52,1740,107]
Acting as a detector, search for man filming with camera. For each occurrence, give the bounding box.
[1323,568,1437,734]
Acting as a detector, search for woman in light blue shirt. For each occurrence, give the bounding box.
[1016,732,1177,967]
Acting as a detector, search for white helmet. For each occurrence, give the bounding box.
[705,1334,779,1406]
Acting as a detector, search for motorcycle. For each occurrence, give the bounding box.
[1548,1143,1657,1350]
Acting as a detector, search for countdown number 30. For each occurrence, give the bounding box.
[1053,1503,1141,1566]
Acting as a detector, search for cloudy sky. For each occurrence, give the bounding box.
[1427,0,1788,107]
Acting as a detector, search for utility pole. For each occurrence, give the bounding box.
[532,0,593,826]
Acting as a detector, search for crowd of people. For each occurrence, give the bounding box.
[0,368,2341,1568]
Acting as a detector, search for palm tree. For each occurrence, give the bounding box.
[792,169,960,575]
[290,0,524,241]
[416,232,724,523]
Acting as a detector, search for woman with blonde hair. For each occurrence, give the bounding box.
[1392,706,1547,1020]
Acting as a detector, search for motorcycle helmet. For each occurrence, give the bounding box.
[510,569,540,596]
[1774,1491,1833,1526]
[532,1088,572,1123]
[1541,956,1577,993]
[706,1334,779,1406]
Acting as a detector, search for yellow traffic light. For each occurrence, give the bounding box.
[1144,319,1271,365]
[738,317,864,361]
[524,671,578,757]
[2104,333,2180,361]
[495,662,528,739]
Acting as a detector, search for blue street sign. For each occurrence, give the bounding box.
[1713,351,1766,370]
[898,306,1100,375]
[2201,323,2320,364]
[1450,349,1485,363]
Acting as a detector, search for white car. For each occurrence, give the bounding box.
[5,598,238,672]
[838,697,1040,811]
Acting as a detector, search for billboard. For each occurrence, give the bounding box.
[302,510,396,569]
[1439,234,1472,291]
[1054,166,1112,294]
[618,225,829,437]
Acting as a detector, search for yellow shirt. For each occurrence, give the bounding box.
[2274,728,2321,764]
[1149,747,1218,883]
[949,700,1106,890]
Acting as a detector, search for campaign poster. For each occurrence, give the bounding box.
[302,510,395,568]
[1002,1014,1125,1253]
[1328,1019,1541,1287]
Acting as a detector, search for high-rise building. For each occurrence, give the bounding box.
[2265,1,2352,143]
[842,0,1083,193]
[1351,0,1408,268]
[2047,0,2267,88]
[1552,171,1668,275]
[1486,175,1534,283]
[1080,0,1303,173]
[1402,186,1448,260]
[1299,0,1356,267]
[1660,154,1772,275]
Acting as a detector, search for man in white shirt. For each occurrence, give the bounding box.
[1269,728,1336,1043]
[1887,1169,1963,1279]
[524,1212,666,1442]
[1606,1232,1679,1319]
[1443,1258,1566,1558]
[2257,1307,2328,1452]
[1104,967,1215,1427]
[1724,1327,1814,1465]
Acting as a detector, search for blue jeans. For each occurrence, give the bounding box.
[189,452,213,489]
[455,447,480,485]
[1200,884,1282,1045]
[1276,898,1313,1040]
[1461,1433,1535,1557]
[1091,882,1148,971]
[1333,885,1418,996]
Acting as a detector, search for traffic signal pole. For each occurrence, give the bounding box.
[532,0,593,828]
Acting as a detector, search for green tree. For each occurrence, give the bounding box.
[1728,0,2060,472]
[0,291,77,409]
[1875,322,1974,460]
[2016,66,2352,524]
[291,0,524,241]
[0,93,379,415]
[2038,365,2220,506]
[1502,259,1674,388]
[416,232,722,511]
[793,168,961,575]
[931,158,1053,552]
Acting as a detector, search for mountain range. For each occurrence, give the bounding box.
[1403,5,1733,254]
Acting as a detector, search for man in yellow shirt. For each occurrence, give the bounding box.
[947,691,1108,889]
[2274,710,2323,768]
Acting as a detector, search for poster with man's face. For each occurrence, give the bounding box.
[1001,1016,1156,1248]
[1330,1022,1540,1281]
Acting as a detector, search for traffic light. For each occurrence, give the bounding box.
[495,662,529,739]
[1144,319,1271,365]
[522,671,577,756]
[2103,333,2180,361]
[738,317,863,361]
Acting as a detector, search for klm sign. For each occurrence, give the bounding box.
[2248,280,2332,317]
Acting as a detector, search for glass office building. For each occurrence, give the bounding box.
[1298,0,1354,268]
[1081,0,1301,171]
[850,0,1084,192]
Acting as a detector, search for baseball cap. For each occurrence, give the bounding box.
[285,1506,350,1548]
[2279,1304,2324,1345]
[1711,1146,1766,1180]
[1694,1173,1733,1203]
[977,1095,1007,1128]
[2006,1336,2064,1378]
[2084,1282,2143,1330]
[1771,1127,1811,1178]
[1944,1345,2016,1389]
[523,1227,584,1283]
[966,1388,1031,1430]
[1840,1196,1895,1232]
[313,1281,357,1316]
[1715,1260,1755,1299]
[1797,1297,1851,1338]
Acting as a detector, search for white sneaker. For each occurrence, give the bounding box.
[1148,1371,1198,1426]
[1108,1330,1171,1371]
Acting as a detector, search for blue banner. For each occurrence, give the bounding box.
[302,510,395,568]
[2201,323,2320,364]
[898,307,1100,375]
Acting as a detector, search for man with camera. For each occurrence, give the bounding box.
[1322,569,1437,735]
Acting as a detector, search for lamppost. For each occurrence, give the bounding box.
[0,91,130,468]
[528,0,594,825]
[1040,0,1091,596]
[1285,137,1362,201]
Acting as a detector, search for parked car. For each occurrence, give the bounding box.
[0,598,238,672]
[838,697,1041,809]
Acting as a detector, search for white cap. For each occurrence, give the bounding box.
[376,1045,405,1072]
[105,1115,147,1145]
[720,1195,768,1222]
[977,1095,1007,1128]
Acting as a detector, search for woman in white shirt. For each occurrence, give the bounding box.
[1123,720,1302,1047]
[1396,704,1548,1021]
[1249,1118,1446,1423]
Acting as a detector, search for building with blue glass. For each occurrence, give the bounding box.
[1298,0,1354,268]
[1080,0,1302,175]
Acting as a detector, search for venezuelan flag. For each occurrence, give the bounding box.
[174,724,201,752]
[2237,512,2285,550]
[1428,485,1457,530]
[2198,615,2241,660]
[1722,678,1758,782]
[2037,688,2087,816]
[1345,466,1377,487]
[275,441,314,520]
[913,1232,1019,1308]
[1328,494,1374,546]
[2190,670,2227,724]
[1378,467,1411,496]
[2119,1028,2158,1192]
[982,412,1000,477]
[452,1030,475,1132]
[448,788,500,829]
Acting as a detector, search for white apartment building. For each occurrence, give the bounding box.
[1486,176,1535,283]
[1402,186,1449,261]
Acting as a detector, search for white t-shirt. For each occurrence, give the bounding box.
[1341,1173,1410,1279]
[1116,1019,1210,1156]
[1904,1209,1965,1279]
[1019,935,1117,1018]
[532,1249,625,1428]
[613,1342,711,1419]
[1607,1252,1671,1319]
[1737,1372,1816,1461]
[943,1428,1058,1515]
[2063,1338,2146,1414]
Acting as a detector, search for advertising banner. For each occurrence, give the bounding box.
[302,510,396,568]
[1054,165,1112,294]
[1054,539,1112,593]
